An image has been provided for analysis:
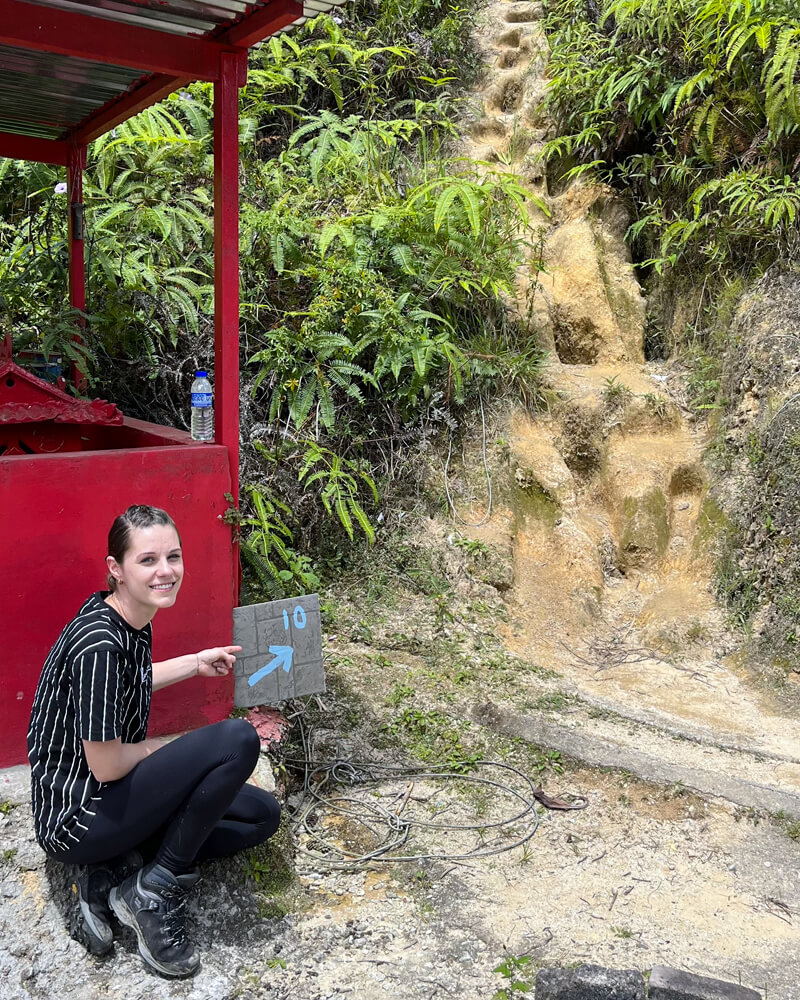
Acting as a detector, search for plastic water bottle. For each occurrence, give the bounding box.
[190,370,214,442]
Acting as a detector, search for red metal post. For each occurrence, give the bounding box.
[67,144,87,391]
[214,51,241,601]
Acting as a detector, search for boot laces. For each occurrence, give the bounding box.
[159,888,188,947]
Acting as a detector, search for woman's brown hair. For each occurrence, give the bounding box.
[107,505,180,591]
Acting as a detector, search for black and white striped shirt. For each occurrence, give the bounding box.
[27,593,152,854]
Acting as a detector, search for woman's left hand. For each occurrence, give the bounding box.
[196,645,242,677]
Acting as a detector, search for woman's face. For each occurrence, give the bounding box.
[107,524,184,617]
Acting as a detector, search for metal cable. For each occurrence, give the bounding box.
[285,756,540,871]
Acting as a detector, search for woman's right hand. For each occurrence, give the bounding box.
[196,645,242,678]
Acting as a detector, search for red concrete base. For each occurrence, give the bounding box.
[0,416,236,767]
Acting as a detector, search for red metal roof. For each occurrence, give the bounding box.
[25,0,256,37]
[0,0,345,155]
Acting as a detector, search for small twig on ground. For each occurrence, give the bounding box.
[394,782,414,816]
[559,628,666,674]
[524,927,553,952]
[421,979,456,995]
[763,897,793,924]
[559,614,712,679]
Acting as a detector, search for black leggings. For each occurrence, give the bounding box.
[50,719,281,873]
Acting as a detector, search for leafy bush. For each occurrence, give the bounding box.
[0,0,548,599]
[543,0,800,275]
[0,102,214,377]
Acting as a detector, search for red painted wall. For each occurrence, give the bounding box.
[0,417,236,767]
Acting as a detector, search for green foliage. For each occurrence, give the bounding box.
[0,100,213,378]
[531,748,565,777]
[601,374,632,406]
[684,344,724,412]
[244,120,536,431]
[231,8,543,590]
[493,954,534,997]
[386,681,416,705]
[715,532,761,627]
[452,534,490,556]
[242,816,297,920]
[0,0,545,599]
[383,707,481,772]
[239,485,321,600]
[298,441,378,542]
[543,0,800,274]
[641,392,669,420]
[773,809,800,841]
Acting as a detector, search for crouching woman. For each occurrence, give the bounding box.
[27,504,280,978]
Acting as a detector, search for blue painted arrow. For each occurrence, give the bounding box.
[248,646,294,687]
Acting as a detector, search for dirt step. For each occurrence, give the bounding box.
[548,362,671,403]
[502,2,543,24]
[473,699,800,819]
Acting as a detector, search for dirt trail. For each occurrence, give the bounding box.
[459,0,800,804]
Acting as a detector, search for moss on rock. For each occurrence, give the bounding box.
[512,473,561,527]
[619,488,670,569]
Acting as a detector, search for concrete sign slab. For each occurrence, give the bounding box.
[232,594,325,707]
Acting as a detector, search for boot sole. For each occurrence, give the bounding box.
[74,877,113,957]
[109,886,200,978]
[75,896,113,956]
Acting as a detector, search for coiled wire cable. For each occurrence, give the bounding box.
[287,757,540,871]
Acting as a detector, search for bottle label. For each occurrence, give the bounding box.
[191,392,213,408]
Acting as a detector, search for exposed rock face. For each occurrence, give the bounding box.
[454,0,772,744]
[461,1,692,610]
[619,488,671,570]
[464,6,646,365]
[508,411,575,504]
[541,203,646,365]
[714,269,800,672]
[649,965,763,1000]
[723,269,800,423]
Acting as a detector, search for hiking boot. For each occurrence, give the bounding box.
[73,850,143,956]
[109,862,201,977]
[74,865,114,955]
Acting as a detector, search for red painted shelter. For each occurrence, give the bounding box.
[0,0,343,767]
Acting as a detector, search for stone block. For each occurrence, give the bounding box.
[233,594,325,707]
[233,654,279,707]
[649,966,762,1000]
[535,963,645,999]
[232,604,256,652]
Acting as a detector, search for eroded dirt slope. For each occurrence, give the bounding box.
[456,0,800,796]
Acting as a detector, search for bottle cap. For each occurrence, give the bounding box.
[195,370,207,377]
